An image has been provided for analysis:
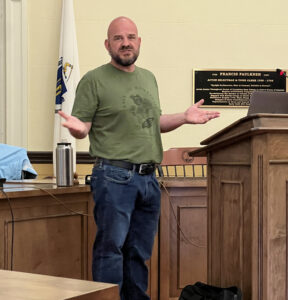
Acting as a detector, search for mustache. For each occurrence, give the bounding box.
[119,45,134,50]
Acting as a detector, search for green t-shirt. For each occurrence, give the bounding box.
[72,63,163,164]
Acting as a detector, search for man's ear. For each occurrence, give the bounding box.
[104,39,109,51]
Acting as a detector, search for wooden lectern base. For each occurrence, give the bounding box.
[192,114,288,299]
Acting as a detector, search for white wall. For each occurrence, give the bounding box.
[27,0,288,151]
[0,0,5,143]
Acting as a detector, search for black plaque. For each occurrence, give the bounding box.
[193,69,287,107]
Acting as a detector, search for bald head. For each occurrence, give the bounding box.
[107,17,138,39]
[105,16,141,72]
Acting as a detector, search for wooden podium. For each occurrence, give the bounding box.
[191,114,288,300]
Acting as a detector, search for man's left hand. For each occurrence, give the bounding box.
[185,99,220,124]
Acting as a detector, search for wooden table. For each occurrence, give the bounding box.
[0,269,119,300]
[0,181,95,280]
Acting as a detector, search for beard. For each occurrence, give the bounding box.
[109,46,139,67]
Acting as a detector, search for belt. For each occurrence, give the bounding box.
[95,158,156,175]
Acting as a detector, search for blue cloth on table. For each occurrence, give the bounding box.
[0,144,37,180]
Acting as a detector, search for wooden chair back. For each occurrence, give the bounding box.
[158,147,207,178]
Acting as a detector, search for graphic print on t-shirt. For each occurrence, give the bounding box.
[121,86,159,132]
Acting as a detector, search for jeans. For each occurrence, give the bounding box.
[90,161,161,300]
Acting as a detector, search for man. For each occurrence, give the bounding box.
[59,16,219,300]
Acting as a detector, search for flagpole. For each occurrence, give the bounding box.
[53,0,80,177]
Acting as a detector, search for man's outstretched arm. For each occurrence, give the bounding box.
[160,99,220,133]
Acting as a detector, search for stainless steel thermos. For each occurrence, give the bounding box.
[56,142,73,187]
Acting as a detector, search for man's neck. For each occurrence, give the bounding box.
[110,61,135,72]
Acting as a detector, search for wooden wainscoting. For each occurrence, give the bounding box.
[158,178,207,300]
[0,184,94,280]
[26,150,208,300]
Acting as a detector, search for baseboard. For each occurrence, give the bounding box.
[27,151,94,164]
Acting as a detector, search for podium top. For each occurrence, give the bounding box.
[191,113,288,156]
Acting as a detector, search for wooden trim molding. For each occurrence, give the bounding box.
[28,151,94,164]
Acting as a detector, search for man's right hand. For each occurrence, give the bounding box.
[58,111,92,139]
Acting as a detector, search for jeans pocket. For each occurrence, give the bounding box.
[90,165,102,192]
[104,164,132,184]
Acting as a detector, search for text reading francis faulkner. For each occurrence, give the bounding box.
[193,70,286,107]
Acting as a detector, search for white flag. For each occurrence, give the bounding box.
[53,0,80,176]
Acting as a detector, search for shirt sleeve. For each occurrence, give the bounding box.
[71,72,99,122]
